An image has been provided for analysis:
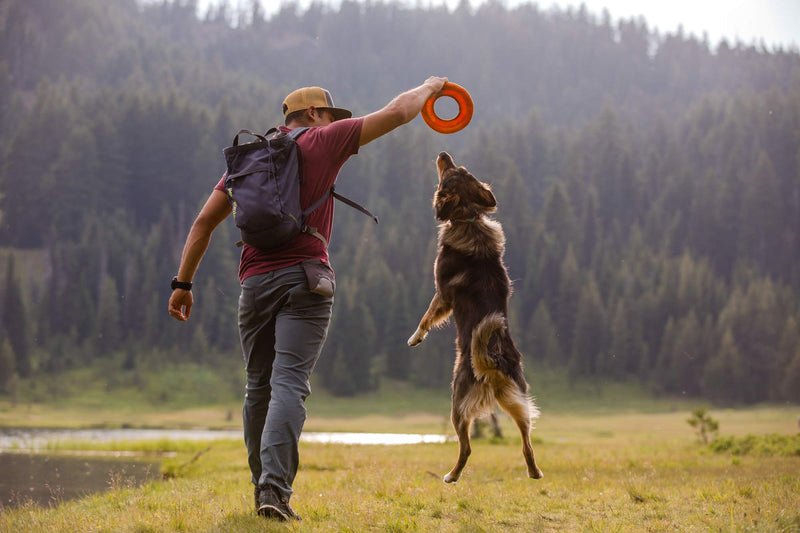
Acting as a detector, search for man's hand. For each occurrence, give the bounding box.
[167,189,230,323]
[423,76,448,96]
[169,289,193,321]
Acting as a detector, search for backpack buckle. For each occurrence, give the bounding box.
[301,225,329,248]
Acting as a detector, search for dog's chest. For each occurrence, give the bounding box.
[435,248,507,294]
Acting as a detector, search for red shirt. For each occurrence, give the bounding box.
[215,118,363,282]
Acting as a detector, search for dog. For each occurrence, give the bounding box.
[408,152,543,484]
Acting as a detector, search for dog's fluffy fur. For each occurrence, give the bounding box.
[408,152,543,484]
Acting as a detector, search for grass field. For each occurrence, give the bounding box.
[0,366,719,431]
[1,385,798,532]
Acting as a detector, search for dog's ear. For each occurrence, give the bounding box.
[476,183,497,209]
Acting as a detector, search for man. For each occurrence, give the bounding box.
[168,76,448,521]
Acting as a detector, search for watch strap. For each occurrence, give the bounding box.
[171,277,193,291]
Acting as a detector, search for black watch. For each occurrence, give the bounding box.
[171,277,192,291]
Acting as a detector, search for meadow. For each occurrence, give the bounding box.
[1,378,799,532]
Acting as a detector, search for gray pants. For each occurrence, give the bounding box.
[238,265,333,500]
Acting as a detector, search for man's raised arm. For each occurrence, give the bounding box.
[359,76,448,146]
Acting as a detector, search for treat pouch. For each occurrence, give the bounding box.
[302,259,335,298]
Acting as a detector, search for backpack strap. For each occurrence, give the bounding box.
[300,187,379,249]
[265,126,309,141]
[289,126,309,140]
[300,185,378,224]
[300,188,334,248]
[264,125,379,249]
[331,187,379,224]
[301,226,330,248]
[231,129,268,146]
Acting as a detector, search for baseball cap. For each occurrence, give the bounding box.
[282,87,352,121]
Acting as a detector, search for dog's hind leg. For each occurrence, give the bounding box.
[496,386,543,479]
[408,293,452,346]
[443,403,472,484]
[444,370,483,484]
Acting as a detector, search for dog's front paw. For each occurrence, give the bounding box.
[407,327,428,347]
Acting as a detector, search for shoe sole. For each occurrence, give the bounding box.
[258,504,289,521]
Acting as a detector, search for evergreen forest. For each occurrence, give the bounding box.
[1,0,800,405]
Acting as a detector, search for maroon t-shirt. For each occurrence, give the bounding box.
[216,118,363,282]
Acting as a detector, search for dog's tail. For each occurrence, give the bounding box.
[470,312,506,381]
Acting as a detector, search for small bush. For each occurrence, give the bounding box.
[687,407,719,444]
[709,433,800,456]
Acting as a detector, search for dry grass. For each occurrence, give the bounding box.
[2,407,798,532]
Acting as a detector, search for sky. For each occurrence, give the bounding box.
[545,0,800,49]
[190,0,800,50]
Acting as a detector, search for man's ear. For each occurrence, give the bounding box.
[306,106,318,121]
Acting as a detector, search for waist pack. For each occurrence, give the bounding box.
[223,127,378,251]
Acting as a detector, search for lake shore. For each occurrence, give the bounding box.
[0,405,797,532]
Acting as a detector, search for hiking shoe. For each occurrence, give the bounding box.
[257,486,301,521]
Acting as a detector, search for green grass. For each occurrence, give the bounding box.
[1,371,798,531]
[709,433,800,457]
[1,396,799,532]
[2,420,799,532]
[0,366,698,431]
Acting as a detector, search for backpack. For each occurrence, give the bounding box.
[223,127,377,251]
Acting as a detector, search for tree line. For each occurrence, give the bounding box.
[1,0,799,404]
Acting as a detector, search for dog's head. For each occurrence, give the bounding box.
[433,152,497,222]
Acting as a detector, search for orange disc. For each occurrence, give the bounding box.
[421,82,474,134]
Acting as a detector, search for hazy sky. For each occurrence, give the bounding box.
[190,0,800,50]
[544,0,800,49]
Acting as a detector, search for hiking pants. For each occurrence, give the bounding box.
[238,265,333,500]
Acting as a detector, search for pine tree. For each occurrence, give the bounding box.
[328,346,358,397]
[779,348,800,403]
[739,151,783,275]
[717,279,784,402]
[95,274,122,356]
[668,311,704,395]
[524,301,562,366]
[1,256,31,377]
[578,187,600,267]
[555,246,580,352]
[703,328,746,404]
[542,180,577,255]
[569,277,606,377]
[0,336,16,391]
[605,301,632,378]
[775,316,800,401]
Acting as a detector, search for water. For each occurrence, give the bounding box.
[0,428,450,509]
[0,453,159,508]
[0,427,451,450]
[0,427,243,451]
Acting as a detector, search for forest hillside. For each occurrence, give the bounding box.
[1,0,800,404]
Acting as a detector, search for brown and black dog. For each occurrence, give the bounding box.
[408,152,543,484]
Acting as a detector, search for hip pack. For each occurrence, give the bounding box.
[223,127,377,251]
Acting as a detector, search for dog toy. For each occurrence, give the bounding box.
[421,82,474,134]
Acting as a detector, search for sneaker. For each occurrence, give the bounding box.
[257,485,301,521]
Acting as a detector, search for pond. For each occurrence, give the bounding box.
[0,428,450,509]
[0,427,450,450]
[0,453,159,508]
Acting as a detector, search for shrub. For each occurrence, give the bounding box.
[687,407,719,444]
[709,433,800,456]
